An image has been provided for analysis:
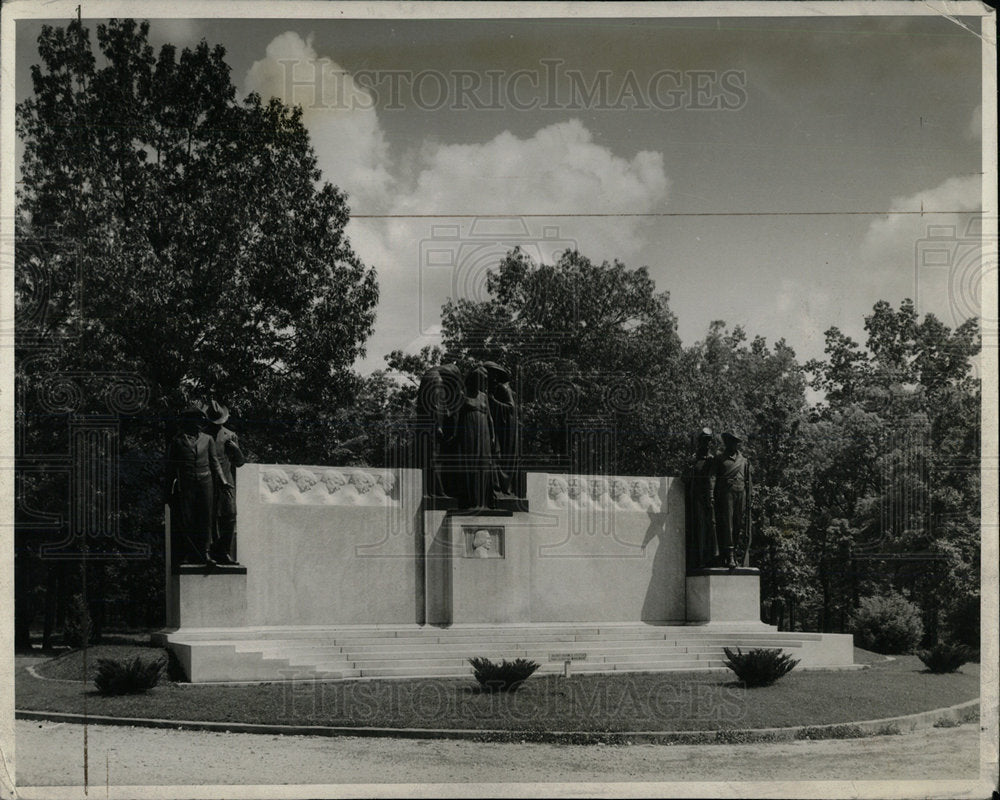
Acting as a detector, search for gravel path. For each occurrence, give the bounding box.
[14,719,981,789]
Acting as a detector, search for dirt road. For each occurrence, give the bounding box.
[13,718,983,792]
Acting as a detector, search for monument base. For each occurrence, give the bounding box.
[686,568,767,626]
[425,513,532,625]
[167,565,247,629]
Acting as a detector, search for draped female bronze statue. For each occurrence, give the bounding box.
[415,363,463,498]
[456,364,497,510]
[416,360,520,510]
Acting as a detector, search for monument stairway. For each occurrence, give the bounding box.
[168,624,836,682]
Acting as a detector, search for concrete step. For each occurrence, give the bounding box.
[249,640,802,664]
[356,658,729,678]
[336,644,731,658]
[347,651,727,670]
[339,638,680,652]
[235,633,801,652]
[287,666,364,679]
[315,632,674,646]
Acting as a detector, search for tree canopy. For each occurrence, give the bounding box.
[14,18,377,647]
[16,18,377,421]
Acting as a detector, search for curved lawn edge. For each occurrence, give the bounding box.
[15,698,979,745]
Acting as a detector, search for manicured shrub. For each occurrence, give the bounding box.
[94,656,164,695]
[468,657,539,692]
[917,641,975,673]
[850,592,924,654]
[723,647,800,687]
[62,594,92,649]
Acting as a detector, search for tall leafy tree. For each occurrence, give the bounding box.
[15,18,378,646]
[434,247,684,475]
[804,300,980,641]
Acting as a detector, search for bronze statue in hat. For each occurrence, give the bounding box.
[165,404,231,566]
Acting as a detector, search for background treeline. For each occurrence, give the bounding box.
[14,19,981,651]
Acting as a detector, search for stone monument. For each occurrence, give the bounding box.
[160,395,853,682]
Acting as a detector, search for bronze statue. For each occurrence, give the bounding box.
[484,361,518,497]
[455,364,496,510]
[166,405,231,566]
[415,363,463,498]
[416,360,522,509]
[204,400,245,565]
[714,431,752,569]
[686,427,718,570]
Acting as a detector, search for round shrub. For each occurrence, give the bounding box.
[917,641,975,673]
[850,592,924,654]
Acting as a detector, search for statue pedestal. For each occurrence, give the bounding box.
[167,565,248,629]
[685,568,766,626]
[425,511,532,625]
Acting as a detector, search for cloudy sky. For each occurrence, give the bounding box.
[15,13,987,373]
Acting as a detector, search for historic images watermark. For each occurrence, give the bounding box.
[278,671,748,727]
[914,215,997,350]
[8,221,153,559]
[417,216,577,336]
[279,60,748,112]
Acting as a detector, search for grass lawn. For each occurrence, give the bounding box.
[17,644,979,733]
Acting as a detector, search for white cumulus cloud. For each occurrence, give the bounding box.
[245,35,670,371]
[390,119,668,262]
[862,173,983,326]
[244,32,394,212]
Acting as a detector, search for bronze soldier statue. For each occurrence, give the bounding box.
[204,400,245,565]
[714,431,752,569]
[166,405,231,566]
[686,427,718,570]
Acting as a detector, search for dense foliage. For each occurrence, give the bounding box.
[849,593,925,654]
[723,647,800,687]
